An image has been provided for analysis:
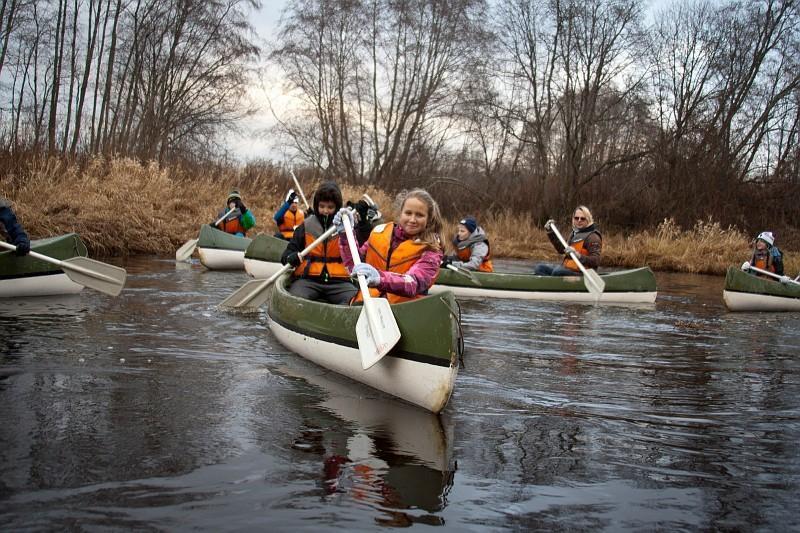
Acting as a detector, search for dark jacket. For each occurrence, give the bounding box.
[0,198,30,249]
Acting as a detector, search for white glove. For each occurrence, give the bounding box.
[779,275,790,284]
[564,246,578,256]
[544,219,555,232]
[352,263,380,287]
[741,261,751,271]
[332,208,355,235]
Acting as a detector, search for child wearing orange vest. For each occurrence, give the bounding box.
[273,189,305,240]
[746,231,787,281]
[213,189,256,237]
[333,189,444,304]
[280,182,357,305]
[442,216,493,272]
[534,205,602,276]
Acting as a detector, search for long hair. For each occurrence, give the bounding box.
[395,188,443,252]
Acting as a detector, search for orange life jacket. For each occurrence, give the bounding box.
[219,213,246,236]
[751,250,776,275]
[354,222,429,304]
[294,216,349,280]
[279,209,305,239]
[562,229,601,272]
[455,240,494,272]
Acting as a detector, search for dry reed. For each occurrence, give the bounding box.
[2,157,797,276]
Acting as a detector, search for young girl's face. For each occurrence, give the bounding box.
[456,224,470,241]
[756,239,767,251]
[316,200,336,217]
[399,197,429,237]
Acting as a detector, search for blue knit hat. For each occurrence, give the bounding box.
[459,216,478,234]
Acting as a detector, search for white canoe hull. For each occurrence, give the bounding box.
[197,247,245,270]
[0,272,84,298]
[244,257,285,279]
[723,290,800,312]
[429,284,657,303]
[268,317,458,413]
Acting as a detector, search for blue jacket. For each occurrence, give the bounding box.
[0,199,30,249]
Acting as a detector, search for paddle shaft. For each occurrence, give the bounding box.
[289,169,311,211]
[744,263,800,285]
[213,207,237,228]
[231,223,339,307]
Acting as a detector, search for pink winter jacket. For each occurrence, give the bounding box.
[339,224,443,299]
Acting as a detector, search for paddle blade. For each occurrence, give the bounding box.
[175,238,198,262]
[62,257,127,296]
[219,265,290,311]
[583,268,605,298]
[356,297,401,370]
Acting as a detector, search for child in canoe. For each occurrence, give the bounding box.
[743,231,790,283]
[333,188,444,304]
[273,189,305,240]
[442,215,493,272]
[280,181,357,305]
[213,189,256,237]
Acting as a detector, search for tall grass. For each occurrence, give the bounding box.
[1,156,797,276]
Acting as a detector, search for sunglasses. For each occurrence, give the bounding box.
[573,216,587,221]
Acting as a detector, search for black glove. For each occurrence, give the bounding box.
[282,252,301,267]
[286,191,297,204]
[14,239,30,256]
[440,256,452,268]
[238,200,247,213]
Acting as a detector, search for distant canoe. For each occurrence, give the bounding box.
[430,266,658,303]
[723,266,800,312]
[0,233,87,298]
[267,273,460,413]
[243,234,288,278]
[196,224,251,270]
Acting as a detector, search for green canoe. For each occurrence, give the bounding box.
[243,234,288,278]
[430,266,657,303]
[723,266,800,311]
[0,233,88,297]
[196,224,252,270]
[267,273,461,413]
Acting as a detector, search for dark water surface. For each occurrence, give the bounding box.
[1,257,798,531]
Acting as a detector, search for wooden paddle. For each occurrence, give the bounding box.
[175,207,236,262]
[342,213,401,370]
[289,168,311,211]
[219,224,340,311]
[742,262,800,286]
[0,240,127,296]
[446,264,482,286]
[549,223,605,299]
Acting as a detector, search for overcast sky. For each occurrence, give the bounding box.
[229,0,671,161]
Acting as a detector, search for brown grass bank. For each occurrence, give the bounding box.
[1,157,797,276]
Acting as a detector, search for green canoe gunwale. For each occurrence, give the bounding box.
[434,266,657,293]
[268,273,460,368]
[724,266,800,300]
[244,233,288,261]
[196,224,252,252]
[0,233,87,279]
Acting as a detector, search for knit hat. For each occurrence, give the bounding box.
[756,231,774,246]
[459,216,478,234]
[227,189,242,202]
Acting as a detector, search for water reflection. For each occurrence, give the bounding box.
[279,365,455,527]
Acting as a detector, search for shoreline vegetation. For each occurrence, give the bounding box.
[2,157,797,277]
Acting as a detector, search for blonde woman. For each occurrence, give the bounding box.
[534,205,602,276]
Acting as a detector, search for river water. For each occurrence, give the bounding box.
[1,257,798,531]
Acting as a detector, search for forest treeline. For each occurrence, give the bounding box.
[1,0,799,241]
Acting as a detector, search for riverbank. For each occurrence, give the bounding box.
[2,156,797,276]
